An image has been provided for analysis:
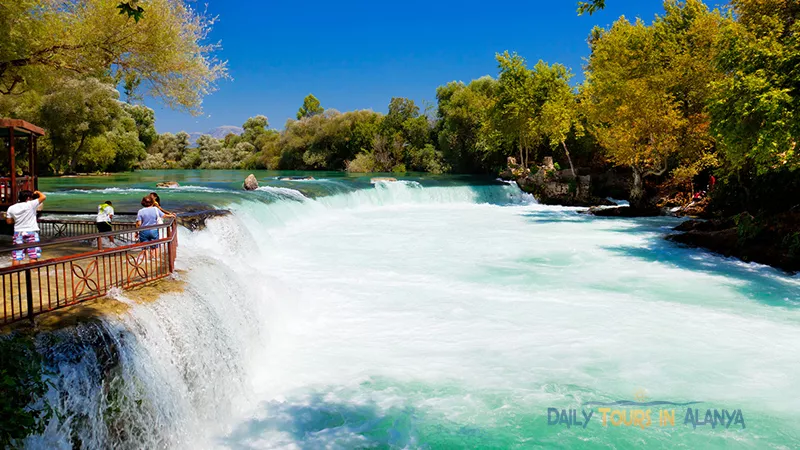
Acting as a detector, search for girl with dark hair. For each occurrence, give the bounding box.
[136,196,175,257]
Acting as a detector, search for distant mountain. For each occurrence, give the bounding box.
[187,125,244,146]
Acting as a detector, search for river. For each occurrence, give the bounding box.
[24,170,800,448]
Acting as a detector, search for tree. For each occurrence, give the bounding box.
[534,62,582,177]
[584,1,724,207]
[382,97,420,134]
[39,78,124,173]
[0,0,227,114]
[123,104,158,148]
[241,115,270,145]
[436,77,499,173]
[709,0,800,175]
[494,52,538,168]
[296,94,324,119]
[583,18,685,208]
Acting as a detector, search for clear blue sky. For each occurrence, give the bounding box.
[151,0,723,134]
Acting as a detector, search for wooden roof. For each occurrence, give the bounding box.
[0,119,46,137]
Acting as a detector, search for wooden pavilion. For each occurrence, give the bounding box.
[0,119,45,210]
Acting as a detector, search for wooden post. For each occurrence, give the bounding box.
[33,137,38,190]
[9,127,16,203]
[28,136,34,191]
[25,268,34,324]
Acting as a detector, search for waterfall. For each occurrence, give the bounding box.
[23,181,537,449]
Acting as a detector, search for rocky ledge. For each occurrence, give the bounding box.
[502,157,614,207]
[667,211,800,273]
[587,206,662,217]
[175,209,231,231]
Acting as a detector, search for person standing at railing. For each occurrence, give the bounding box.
[4,190,46,266]
[148,192,173,225]
[96,200,115,244]
[136,196,175,258]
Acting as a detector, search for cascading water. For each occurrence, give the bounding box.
[21,178,800,448]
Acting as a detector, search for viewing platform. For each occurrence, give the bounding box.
[0,214,178,326]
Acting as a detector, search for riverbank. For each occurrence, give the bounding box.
[668,212,800,273]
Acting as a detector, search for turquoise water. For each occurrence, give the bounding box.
[30,171,800,449]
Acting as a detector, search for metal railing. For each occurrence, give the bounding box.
[0,218,178,325]
[38,219,138,239]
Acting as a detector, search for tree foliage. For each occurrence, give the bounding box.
[0,335,51,449]
[709,0,800,175]
[296,94,324,120]
[578,0,606,16]
[583,1,725,207]
[0,0,227,113]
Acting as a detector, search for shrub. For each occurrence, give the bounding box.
[0,335,51,447]
[346,152,376,173]
[733,212,762,245]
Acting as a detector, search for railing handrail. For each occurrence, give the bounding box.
[0,218,177,253]
[0,234,175,274]
[41,210,138,216]
[38,218,138,224]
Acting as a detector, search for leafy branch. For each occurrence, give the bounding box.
[117,1,144,22]
[577,0,606,16]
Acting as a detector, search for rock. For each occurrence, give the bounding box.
[673,218,734,232]
[371,177,398,183]
[243,174,259,190]
[667,211,800,273]
[279,176,315,181]
[176,209,232,231]
[674,198,711,218]
[156,181,179,188]
[514,159,605,206]
[589,206,662,217]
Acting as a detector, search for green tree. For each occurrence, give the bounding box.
[494,51,538,168]
[0,0,227,114]
[534,62,582,177]
[382,97,420,134]
[436,77,499,173]
[709,0,800,175]
[123,104,158,148]
[296,94,324,119]
[241,115,270,145]
[583,18,685,208]
[39,78,124,173]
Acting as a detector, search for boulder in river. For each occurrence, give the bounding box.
[156,181,179,188]
[370,177,398,183]
[243,174,259,190]
[279,176,315,181]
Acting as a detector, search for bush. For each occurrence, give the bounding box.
[733,212,763,245]
[346,152,376,173]
[784,232,800,258]
[0,335,51,447]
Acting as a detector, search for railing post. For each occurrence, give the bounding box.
[25,268,34,325]
[167,220,176,273]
